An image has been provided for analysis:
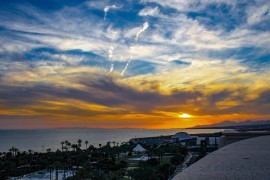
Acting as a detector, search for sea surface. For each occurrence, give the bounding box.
[0,128,223,152]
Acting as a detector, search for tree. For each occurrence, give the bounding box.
[88,145,96,152]
[53,161,61,180]
[156,148,165,163]
[147,158,159,167]
[28,150,33,155]
[67,142,71,151]
[9,146,19,156]
[78,139,82,149]
[129,166,157,180]
[85,140,89,150]
[171,154,184,166]
[159,163,172,179]
[71,144,78,152]
[65,140,71,151]
[61,141,65,152]
[8,147,13,156]
[46,148,52,153]
[118,160,128,169]
[106,141,111,148]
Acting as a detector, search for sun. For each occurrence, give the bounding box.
[179,113,191,118]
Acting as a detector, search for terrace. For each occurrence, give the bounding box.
[173,135,270,180]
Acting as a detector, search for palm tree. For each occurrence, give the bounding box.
[14,147,19,156]
[54,161,61,180]
[28,149,33,154]
[63,146,68,151]
[61,141,65,151]
[71,144,77,152]
[156,148,165,163]
[78,139,82,149]
[85,140,89,150]
[62,162,67,180]
[64,140,71,151]
[67,142,71,151]
[64,140,69,147]
[8,146,19,156]
[49,165,52,180]
[9,147,14,156]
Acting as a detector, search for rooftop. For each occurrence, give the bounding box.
[173,135,270,180]
[172,132,190,139]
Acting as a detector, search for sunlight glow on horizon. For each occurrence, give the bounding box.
[179,113,192,118]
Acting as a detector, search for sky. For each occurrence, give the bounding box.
[0,0,270,129]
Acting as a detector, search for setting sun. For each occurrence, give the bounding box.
[179,113,192,118]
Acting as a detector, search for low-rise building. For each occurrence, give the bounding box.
[171,132,197,146]
[130,135,173,146]
[133,144,147,153]
[219,129,270,147]
[130,132,200,147]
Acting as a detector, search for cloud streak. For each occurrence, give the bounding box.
[104,5,119,20]
[136,22,149,42]
[139,7,159,16]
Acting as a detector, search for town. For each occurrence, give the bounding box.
[1,129,269,180]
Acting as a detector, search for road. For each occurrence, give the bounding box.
[168,152,192,180]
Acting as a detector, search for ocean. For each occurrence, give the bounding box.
[0,128,223,152]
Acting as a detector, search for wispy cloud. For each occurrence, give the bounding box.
[104,5,120,20]
[139,6,159,16]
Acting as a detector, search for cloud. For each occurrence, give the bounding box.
[246,3,270,25]
[104,5,119,20]
[141,0,236,12]
[1,1,269,68]
[136,22,149,42]
[121,61,131,76]
[0,0,270,128]
[1,69,270,128]
[170,60,191,66]
[139,6,159,16]
[108,63,114,74]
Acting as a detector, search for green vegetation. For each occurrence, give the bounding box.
[0,141,188,180]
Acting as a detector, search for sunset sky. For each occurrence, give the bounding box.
[0,0,270,129]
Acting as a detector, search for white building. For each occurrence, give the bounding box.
[133,144,146,153]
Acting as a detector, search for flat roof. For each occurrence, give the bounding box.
[173,135,270,180]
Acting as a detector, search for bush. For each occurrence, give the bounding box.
[147,158,159,167]
[128,166,157,180]
[171,154,184,166]
[118,160,128,169]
